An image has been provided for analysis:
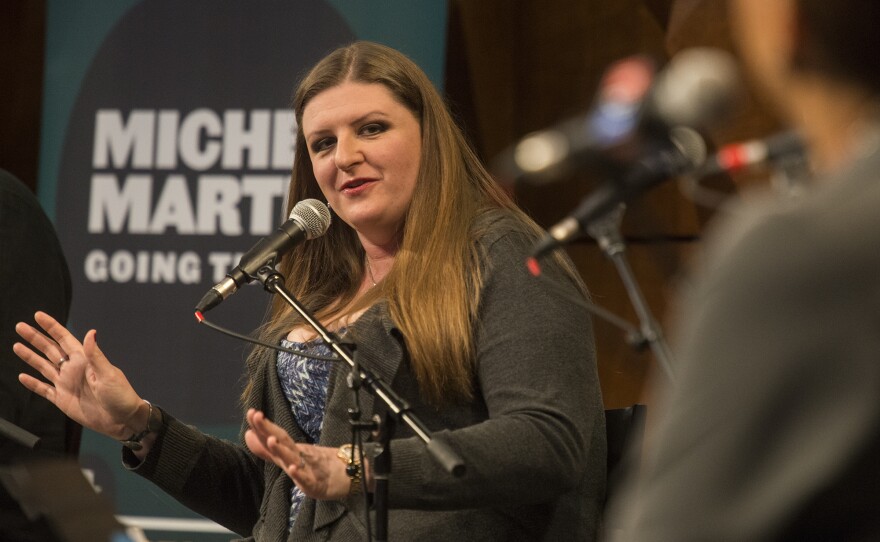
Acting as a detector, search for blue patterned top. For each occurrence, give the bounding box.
[276,335,338,528]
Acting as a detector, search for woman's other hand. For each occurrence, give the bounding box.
[12,311,149,443]
[245,408,353,500]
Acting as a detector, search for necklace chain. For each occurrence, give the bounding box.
[365,258,378,287]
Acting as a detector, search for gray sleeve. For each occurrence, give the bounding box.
[614,210,880,540]
[386,231,605,509]
[124,410,265,537]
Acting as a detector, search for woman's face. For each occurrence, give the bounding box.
[302,81,422,246]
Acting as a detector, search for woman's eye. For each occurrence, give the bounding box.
[360,123,386,136]
[311,138,335,153]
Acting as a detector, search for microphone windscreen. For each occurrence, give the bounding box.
[291,199,331,239]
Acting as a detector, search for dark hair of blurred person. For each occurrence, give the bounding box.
[793,1,880,93]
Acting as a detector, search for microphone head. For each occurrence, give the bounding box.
[491,55,655,186]
[290,199,331,239]
[651,47,740,128]
[668,126,708,171]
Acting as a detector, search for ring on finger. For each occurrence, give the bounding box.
[299,451,306,468]
[57,355,70,367]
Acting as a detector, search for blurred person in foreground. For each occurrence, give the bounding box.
[608,1,880,539]
[1,169,76,540]
[11,42,606,541]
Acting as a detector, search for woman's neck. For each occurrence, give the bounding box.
[286,236,397,342]
[360,236,399,285]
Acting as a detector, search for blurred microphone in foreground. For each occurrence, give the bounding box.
[680,130,809,210]
[494,54,656,184]
[494,47,739,186]
[530,125,707,261]
[696,130,806,177]
[528,128,809,262]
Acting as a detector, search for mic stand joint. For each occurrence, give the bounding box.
[586,205,677,382]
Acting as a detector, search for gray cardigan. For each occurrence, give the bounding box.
[130,212,606,541]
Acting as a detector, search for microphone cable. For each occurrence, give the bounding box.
[194,310,341,362]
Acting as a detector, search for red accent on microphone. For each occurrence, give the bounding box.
[526,257,542,277]
[195,311,205,323]
[717,145,749,171]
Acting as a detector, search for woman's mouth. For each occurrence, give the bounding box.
[341,178,377,194]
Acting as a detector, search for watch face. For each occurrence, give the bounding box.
[338,444,360,463]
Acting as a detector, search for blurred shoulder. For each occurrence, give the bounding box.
[694,145,880,298]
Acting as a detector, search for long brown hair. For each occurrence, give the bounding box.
[245,41,578,404]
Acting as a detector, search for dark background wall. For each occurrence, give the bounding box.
[0,0,783,409]
[1,0,45,190]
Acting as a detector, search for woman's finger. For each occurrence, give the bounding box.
[266,435,303,469]
[18,372,57,404]
[12,341,60,382]
[245,411,308,475]
[15,322,68,369]
[245,412,286,458]
[249,410,296,448]
[246,410,278,445]
[244,428,272,461]
[82,329,113,377]
[250,434,296,474]
[34,311,83,359]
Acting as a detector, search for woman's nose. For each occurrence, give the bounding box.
[334,134,364,170]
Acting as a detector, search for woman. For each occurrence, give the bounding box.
[14,42,605,540]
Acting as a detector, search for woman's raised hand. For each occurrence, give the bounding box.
[12,311,149,442]
[245,408,353,501]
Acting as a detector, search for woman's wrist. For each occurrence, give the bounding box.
[130,431,158,461]
[116,399,150,440]
[119,399,163,451]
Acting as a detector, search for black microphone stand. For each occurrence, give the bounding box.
[586,205,676,382]
[0,417,40,450]
[252,265,466,541]
[577,295,649,352]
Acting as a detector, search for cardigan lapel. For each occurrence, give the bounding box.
[312,302,406,531]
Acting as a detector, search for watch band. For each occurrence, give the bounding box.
[119,400,163,451]
[337,444,363,497]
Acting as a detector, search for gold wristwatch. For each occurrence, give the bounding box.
[337,444,362,497]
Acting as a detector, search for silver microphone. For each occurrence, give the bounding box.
[195,198,331,313]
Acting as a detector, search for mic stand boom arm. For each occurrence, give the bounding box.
[586,205,676,382]
[0,417,40,449]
